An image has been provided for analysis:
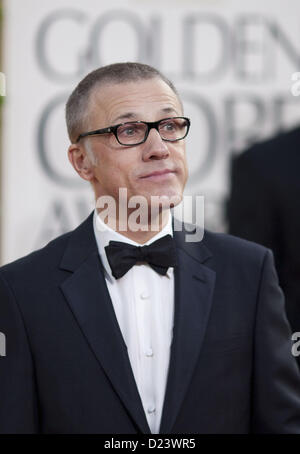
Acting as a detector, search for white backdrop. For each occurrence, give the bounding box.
[2,0,300,264]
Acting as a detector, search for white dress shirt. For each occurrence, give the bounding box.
[93,209,175,434]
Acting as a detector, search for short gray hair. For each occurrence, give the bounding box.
[65,62,180,144]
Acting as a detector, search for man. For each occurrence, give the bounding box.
[227,128,300,368]
[0,62,300,434]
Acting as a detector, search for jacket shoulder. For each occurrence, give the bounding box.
[0,212,95,280]
[203,229,270,265]
[0,229,72,281]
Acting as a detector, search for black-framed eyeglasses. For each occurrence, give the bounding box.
[76,116,191,146]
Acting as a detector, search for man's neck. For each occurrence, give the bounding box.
[96,207,170,244]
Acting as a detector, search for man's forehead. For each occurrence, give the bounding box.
[113,106,179,123]
[89,78,182,121]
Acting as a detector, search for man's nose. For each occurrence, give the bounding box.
[142,128,170,160]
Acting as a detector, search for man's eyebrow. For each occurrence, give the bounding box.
[112,107,179,124]
[160,107,178,115]
[112,112,138,124]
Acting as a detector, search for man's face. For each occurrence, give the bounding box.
[74,78,188,208]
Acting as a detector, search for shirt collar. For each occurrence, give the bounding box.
[93,208,174,282]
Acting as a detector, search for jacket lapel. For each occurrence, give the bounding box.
[159,223,216,434]
[59,213,151,434]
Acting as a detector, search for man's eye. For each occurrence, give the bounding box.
[124,128,135,135]
[119,125,139,136]
[162,121,176,131]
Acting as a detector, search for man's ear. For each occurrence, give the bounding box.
[68,143,95,182]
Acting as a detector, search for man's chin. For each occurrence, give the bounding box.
[145,192,183,210]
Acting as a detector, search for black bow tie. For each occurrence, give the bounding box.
[104,234,177,279]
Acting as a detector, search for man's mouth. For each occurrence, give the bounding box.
[140,169,176,180]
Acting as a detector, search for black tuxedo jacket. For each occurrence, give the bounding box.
[0,212,300,434]
[227,126,300,345]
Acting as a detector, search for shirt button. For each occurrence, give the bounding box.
[140,291,150,300]
[145,348,153,357]
[147,405,156,414]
